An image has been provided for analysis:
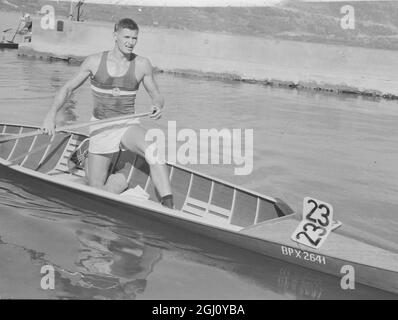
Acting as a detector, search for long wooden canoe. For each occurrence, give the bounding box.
[0,123,397,295]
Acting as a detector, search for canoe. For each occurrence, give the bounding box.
[0,122,397,294]
[0,41,18,49]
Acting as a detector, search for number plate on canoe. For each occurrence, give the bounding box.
[291,197,334,249]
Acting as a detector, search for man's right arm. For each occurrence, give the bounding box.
[41,57,93,134]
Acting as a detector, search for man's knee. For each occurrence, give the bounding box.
[121,125,145,151]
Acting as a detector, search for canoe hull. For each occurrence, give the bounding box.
[0,42,18,49]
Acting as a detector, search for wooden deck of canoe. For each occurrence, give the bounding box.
[0,123,397,295]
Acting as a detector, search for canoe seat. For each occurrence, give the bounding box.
[182,196,231,222]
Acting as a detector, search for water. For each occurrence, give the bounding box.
[0,47,397,299]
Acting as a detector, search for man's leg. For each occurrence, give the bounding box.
[87,152,128,194]
[121,125,173,207]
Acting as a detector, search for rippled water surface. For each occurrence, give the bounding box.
[0,40,397,299]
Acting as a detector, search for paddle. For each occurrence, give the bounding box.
[10,19,23,43]
[0,111,152,144]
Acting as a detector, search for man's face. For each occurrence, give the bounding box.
[114,28,138,55]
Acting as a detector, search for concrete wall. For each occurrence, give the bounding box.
[19,16,398,97]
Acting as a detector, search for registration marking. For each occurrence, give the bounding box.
[281,245,326,265]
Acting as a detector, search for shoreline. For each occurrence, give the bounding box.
[1,4,397,100]
[17,46,398,101]
[17,17,398,101]
[1,4,394,101]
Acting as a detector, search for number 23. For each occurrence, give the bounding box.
[306,199,330,227]
[296,223,326,246]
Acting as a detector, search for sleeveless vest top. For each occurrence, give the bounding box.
[90,51,139,119]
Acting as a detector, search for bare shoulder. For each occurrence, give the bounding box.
[81,52,103,75]
[135,55,153,74]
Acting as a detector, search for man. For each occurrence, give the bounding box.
[20,13,33,33]
[19,13,32,42]
[41,18,174,209]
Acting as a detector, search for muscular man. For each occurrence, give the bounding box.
[41,18,174,208]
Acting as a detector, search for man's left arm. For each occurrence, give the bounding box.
[141,58,164,120]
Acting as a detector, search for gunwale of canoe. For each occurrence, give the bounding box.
[1,123,398,294]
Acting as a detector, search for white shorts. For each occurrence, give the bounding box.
[88,116,140,154]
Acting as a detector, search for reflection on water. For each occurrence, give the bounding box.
[50,229,161,299]
[58,99,78,124]
[277,267,323,300]
[74,227,162,299]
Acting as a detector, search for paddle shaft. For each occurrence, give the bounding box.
[0,112,152,143]
[10,20,22,42]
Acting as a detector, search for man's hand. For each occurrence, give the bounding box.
[141,58,165,120]
[41,113,56,136]
[150,105,162,120]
